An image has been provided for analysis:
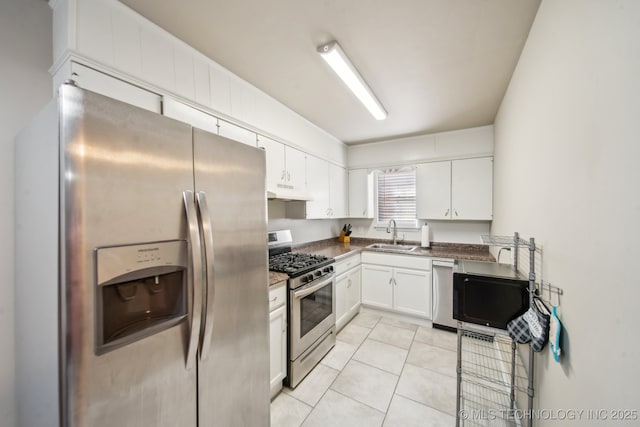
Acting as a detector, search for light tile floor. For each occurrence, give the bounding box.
[271,310,458,427]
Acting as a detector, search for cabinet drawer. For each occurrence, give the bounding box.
[334,253,360,275]
[269,282,287,312]
[361,252,431,270]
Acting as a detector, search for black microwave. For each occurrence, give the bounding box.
[453,260,529,330]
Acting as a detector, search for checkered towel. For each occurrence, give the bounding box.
[507,298,551,351]
[507,313,531,344]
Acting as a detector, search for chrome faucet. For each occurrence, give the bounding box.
[386,219,398,245]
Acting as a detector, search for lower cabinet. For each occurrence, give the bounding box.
[361,252,432,319]
[361,264,393,310]
[336,267,361,331]
[269,283,287,398]
[393,267,432,318]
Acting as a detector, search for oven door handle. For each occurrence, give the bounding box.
[293,274,334,299]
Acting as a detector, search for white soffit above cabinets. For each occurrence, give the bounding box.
[119,0,540,144]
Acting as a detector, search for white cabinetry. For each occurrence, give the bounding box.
[217,119,257,147]
[329,163,348,218]
[334,254,361,331]
[305,155,331,218]
[288,155,346,218]
[348,169,374,218]
[163,98,257,147]
[257,136,306,195]
[451,157,493,220]
[67,62,161,113]
[417,157,493,220]
[269,282,287,398]
[140,24,176,91]
[162,97,218,134]
[51,0,346,171]
[361,264,393,309]
[393,268,432,318]
[361,252,432,319]
[416,161,451,220]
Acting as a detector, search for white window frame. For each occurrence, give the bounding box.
[373,167,419,229]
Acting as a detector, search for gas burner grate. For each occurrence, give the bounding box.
[268,252,332,276]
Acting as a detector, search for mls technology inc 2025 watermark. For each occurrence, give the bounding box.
[458,408,638,422]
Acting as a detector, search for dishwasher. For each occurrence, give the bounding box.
[432,260,456,331]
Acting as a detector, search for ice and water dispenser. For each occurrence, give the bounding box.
[95,240,188,354]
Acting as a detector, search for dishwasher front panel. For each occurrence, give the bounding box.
[432,261,457,331]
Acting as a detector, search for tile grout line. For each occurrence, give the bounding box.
[295,315,380,427]
[380,327,416,425]
[393,331,460,419]
[273,313,459,426]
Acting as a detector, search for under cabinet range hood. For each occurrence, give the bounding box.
[267,187,313,201]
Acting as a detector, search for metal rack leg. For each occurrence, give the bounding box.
[510,339,516,412]
[527,238,536,427]
[456,322,463,427]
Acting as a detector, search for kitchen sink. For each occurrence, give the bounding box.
[366,243,419,252]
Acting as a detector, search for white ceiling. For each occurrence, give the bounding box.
[119,0,540,144]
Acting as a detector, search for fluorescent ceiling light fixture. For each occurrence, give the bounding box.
[317,41,387,120]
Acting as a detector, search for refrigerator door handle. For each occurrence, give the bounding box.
[196,191,216,361]
[183,190,204,370]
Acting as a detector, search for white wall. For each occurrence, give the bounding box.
[492,0,640,423]
[0,1,52,426]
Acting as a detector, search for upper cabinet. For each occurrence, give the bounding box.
[257,135,307,194]
[417,157,493,220]
[217,119,257,147]
[163,98,257,147]
[162,97,218,134]
[305,155,331,218]
[67,62,162,113]
[451,157,493,220]
[329,163,348,218]
[348,169,374,218]
[52,0,345,169]
[416,161,451,220]
[288,155,347,219]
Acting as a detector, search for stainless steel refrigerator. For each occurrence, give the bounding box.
[15,83,270,427]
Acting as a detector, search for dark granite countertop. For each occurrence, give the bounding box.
[294,237,495,263]
[269,271,289,287]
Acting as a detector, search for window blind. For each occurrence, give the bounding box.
[376,168,417,226]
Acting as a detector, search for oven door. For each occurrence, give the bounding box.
[289,274,336,359]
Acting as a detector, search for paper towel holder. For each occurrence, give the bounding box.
[421,223,430,248]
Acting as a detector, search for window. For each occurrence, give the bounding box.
[375,167,418,228]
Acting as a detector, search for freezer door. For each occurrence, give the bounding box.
[59,85,197,427]
[193,128,270,426]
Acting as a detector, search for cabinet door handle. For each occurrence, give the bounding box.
[445,208,450,217]
[347,279,352,288]
[362,209,366,216]
[281,170,286,180]
[454,209,459,217]
[270,296,278,303]
[287,171,291,182]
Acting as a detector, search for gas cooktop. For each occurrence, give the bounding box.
[268,252,334,278]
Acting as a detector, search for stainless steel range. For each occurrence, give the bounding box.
[268,230,336,388]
